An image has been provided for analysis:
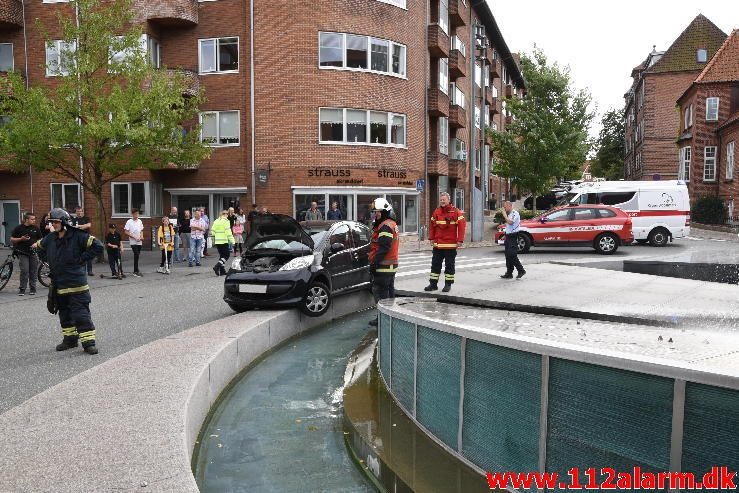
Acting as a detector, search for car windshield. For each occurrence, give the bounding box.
[250,231,327,252]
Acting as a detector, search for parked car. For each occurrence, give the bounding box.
[495,204,633,255]
[523,193,560,211]
[564,180,690,246]
[223,214,371,316]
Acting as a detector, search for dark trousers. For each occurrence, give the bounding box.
[107,249,120,276]
[504,233,525,275]
[58,290,96,347]
[17,251,38,291]
[85,258,93,275]
[372,273,396,302]
[429,248,457,285]
[160,249,172,267]
[131,245,142,273]
[216,244,231,264]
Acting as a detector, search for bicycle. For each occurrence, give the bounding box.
[0,249,51,292]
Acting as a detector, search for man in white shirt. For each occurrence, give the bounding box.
[500,201,525,279]
[124,208,145,277]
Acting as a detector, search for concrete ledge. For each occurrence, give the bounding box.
[0,290,374,493]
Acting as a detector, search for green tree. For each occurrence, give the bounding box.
[590,108,625,180]
[0,0,210,239]
[489,48,594,212]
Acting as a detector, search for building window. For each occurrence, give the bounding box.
[319,108,406,147]
[50,183,80,211]
[697,48,708,63]
[319,32,405,77]
[439,0,449,34]
[146,35,161,68]
[474,106,480,128]
[726,141,735,181]
[474,63,482,87]
[200,110,240,146]
[438,117,448,155]
[439,58,448,94]
[0,43,12,72]
[704,146,716,181]
[679,146,691,182]
[706,97,719,121]
[46,40,76,77]
[452,138,466,161]
[111,182,162,217]
[453,188,464,211]
[684,104,693,129]
[451,35,466,56]
[376,0,406,7]
[198,37,238,74]
[451,82,465,107]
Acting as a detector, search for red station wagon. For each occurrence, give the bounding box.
[495,205,634,255]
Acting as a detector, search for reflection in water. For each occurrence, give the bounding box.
[344,339,491,493]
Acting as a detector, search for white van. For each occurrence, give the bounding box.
[565,181,690,246]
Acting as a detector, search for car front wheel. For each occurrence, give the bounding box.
[517,233,532,254]
[300,281,331,317]
[594,233,619,255]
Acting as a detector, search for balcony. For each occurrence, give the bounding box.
[133,0,198,27]
[490,97,500,115]
[448,159,467,181]
[490,58,501,79]
[427,150,449,176]
[0,0,23,29]
[505,115,513,125]
[485,90,493,106]
[449,104,467,128]
[448,49,467,79]
[428,24,450,58]
[428,87,449,117]
[505,84,513,98]
[449,0,469,27]
[145,69,200,97]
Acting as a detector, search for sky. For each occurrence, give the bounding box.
[487,0,739,138]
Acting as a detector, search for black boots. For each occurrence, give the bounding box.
[83,345,98,355]
[423,282,438,292]
[213,261,227,276]
[56,337,78,351]
[442,283,452,293]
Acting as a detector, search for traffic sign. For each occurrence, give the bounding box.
[416,179,425,191]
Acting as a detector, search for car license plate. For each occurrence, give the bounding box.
[497,239,505,245]
[239,284,267,294]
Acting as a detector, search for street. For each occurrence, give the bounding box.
[0,228,736,414]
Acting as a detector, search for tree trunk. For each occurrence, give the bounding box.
[94,191,107,263]
[532,193,537,214]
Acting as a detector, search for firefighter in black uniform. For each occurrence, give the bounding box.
[33,208,104,355]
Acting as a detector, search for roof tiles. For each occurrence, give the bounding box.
[648,14,727,74]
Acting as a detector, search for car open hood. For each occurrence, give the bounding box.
[244,213,314,250]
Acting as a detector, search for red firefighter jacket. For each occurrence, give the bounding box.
[429,205,466,249]
[369,218,400,273]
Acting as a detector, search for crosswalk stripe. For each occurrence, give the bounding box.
[396,260,507,277]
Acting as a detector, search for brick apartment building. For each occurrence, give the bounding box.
[0,0,523,245]
[676,30,739,212]
[624,14,726,182]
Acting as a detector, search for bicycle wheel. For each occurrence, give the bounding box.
[37,262,51,288]
[0,260,13,291]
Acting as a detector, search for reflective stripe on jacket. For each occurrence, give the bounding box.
[211,217,235,245]
[429,205,466,249]
[369,218,399,272]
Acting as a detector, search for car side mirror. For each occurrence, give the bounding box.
[331,242,345,253]
[540,217,548,223]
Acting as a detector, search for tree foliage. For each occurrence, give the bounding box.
[0,0,210,236]
[489,48,594,209]
[590,108,625,180]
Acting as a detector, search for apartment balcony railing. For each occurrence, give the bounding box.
[144,69,200,97]
[490,58,501,79]
[133,0,198,26]
[449,0,469,27]
[449,104,467,128]
[490,97,500,115]
[0,0,23,29]
[485,90,493,106]
[448,49,467,79]
[428,87,450,117]
[428,24,450,58]
[427,149,449,176]
[505,83,513,98]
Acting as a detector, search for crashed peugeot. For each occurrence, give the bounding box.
[223,214,371,316]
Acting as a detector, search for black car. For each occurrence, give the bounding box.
[223,214,372,317]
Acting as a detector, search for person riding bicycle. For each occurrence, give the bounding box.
[32,208,104,355]
[10,212,42,296]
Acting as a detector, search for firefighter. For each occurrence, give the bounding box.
[425,191,466,292]
[33,208,104,355]
[368,198,400,327]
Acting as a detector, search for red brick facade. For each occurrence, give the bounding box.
[0,0,522,245]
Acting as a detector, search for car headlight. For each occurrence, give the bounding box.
[279,255,315,271]
[231,257,242,271]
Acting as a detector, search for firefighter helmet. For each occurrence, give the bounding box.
[371,197,394,214]
[48,208,72,226]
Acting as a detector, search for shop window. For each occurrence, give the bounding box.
[294,194,326,221]
[50,183,80,211]
[387,194,403,229]
[357,195,376,227]
[328,194,353,221]
[404,195,418,233]
[198,37,238,74]
[0,43,12,72]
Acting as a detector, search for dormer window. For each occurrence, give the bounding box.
[697,48,708,63]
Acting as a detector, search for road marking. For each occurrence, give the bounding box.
[396,260,507,277]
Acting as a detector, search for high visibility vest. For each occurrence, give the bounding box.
[369,218,400,271]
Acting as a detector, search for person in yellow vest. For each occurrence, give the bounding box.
[211,210,236,276]
[157,216,176,274]
[368,198,400,327]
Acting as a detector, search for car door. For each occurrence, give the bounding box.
[325,224,354,291]
[350,223,372,286]
[534,208,573,244]
[568,207,601,245]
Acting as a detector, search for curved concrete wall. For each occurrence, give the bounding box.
[377,300,739,481]
[0,291,373,492]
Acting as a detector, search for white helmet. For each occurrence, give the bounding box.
[371,197,393,214]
